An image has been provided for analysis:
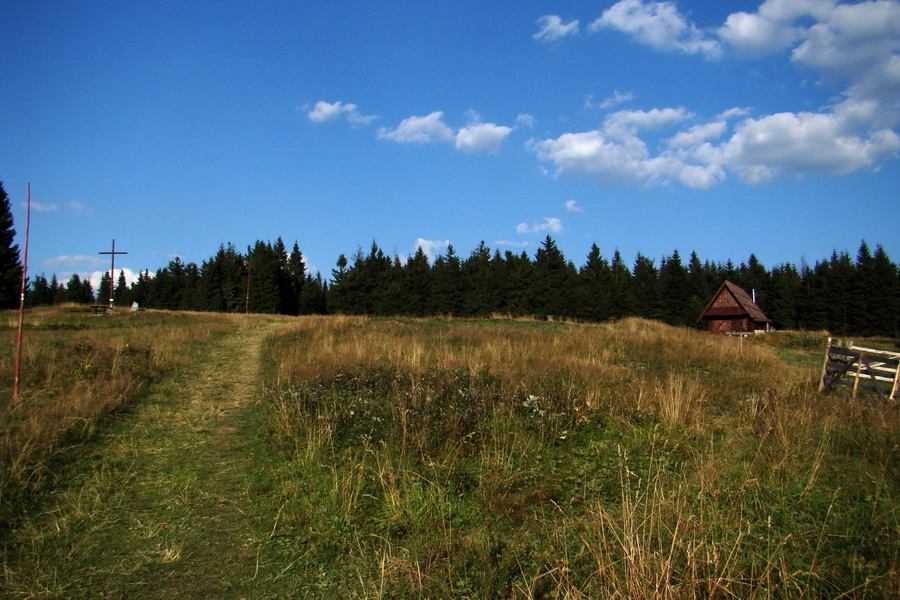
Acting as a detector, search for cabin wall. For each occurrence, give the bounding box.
[706,317,751,333]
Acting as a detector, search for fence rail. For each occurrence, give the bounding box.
[818,338,900,400]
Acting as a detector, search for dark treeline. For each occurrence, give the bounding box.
[25,236,900,338]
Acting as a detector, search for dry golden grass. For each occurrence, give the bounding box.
[259,316,898,597]
[0,307,273,504]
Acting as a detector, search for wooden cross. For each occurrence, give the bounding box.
[99,239,128,308]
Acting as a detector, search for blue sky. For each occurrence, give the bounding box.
[1,0,898,290]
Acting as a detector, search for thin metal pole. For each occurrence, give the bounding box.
[13,183,31,408]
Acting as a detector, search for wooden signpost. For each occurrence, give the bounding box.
[819,338,900,401]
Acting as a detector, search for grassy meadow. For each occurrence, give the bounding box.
[1,307,897,598]
[258,316,898,597]
[0,307,268,531]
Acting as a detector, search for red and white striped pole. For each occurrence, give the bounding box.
[13,183,31,408]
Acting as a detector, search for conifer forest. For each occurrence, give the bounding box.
[23,236,900,339]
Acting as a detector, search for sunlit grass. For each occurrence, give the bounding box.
[0,306,269,527]
[259,316,898,597]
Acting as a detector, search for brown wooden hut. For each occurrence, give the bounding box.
[696,281,772,334]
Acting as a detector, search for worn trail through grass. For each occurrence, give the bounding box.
[4,318,289,599]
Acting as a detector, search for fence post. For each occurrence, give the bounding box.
[818,337,832,393]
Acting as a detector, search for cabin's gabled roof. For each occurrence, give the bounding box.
[696,280,772,324]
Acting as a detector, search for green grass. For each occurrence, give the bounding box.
[1,311,897,598]
[253,317,899,597]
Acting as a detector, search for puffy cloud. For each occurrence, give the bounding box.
[718,10,802,55]
[379,111,514,152]
[89,268,141,295]
[529,1,900,189]
[534,15,580,42]
[307,100,377,125]
[716,107,752,121]
[722,110,900,182]
[378,111,454,144]
[455,122,512,153]
[717,0,900,129]
[590,0,722,59]
[415,238,450,262]
[604,107,692,135]
[667,121,727,148]
[532,102,898,189]
[516,217,563,234]
[565,199,584,212]
[529,106,727,190]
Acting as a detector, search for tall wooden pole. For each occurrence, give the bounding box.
[13,183,31,408]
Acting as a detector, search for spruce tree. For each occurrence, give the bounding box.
[114,271,131,306]
[328,253,350,313]
[609,249,631,319]
[462,241,493,316]
[658,249,690,326]
[26,274,53,307]
[403,246,431,316]
[287,242,306,315]
[504,250,533,317]
[532,236,576,318]
[430,245,462,315]
[629,253,660,320]
[686,251,710,324]
[0,182,22,309]
[97,272,112,306]
[769,264,801,329]
[578,243,613,321]
[869,245,899,338]
[246,241,281,313]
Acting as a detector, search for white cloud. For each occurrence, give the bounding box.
[534,15,580,42]
[89,268,141,296]
[590,0,722,59]
[67,201,88,211]
[716,1,900,129]
[495,240,532,248]
[565,199,584,212]
[516,217,563,234]
[716,107,752,121]
[718,13,799,56]
[529,1,900,190]
[44,255,106,268]
[532,101,898,189]
[529,117,726,190]
[722,110,900,182]
[516,113,537,128]
[667,121,727,148]
[598,90,636,109]
[378,111,513,152]
[307,100,377,125]
[29,201,58,212]
[378,111,454,144]
[604,107,692,136]
[455,122,512,153]
[415,238,450,262]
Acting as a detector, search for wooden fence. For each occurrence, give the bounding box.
[818,338,900,400]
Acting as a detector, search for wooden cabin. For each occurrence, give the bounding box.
[696,281,772,334]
